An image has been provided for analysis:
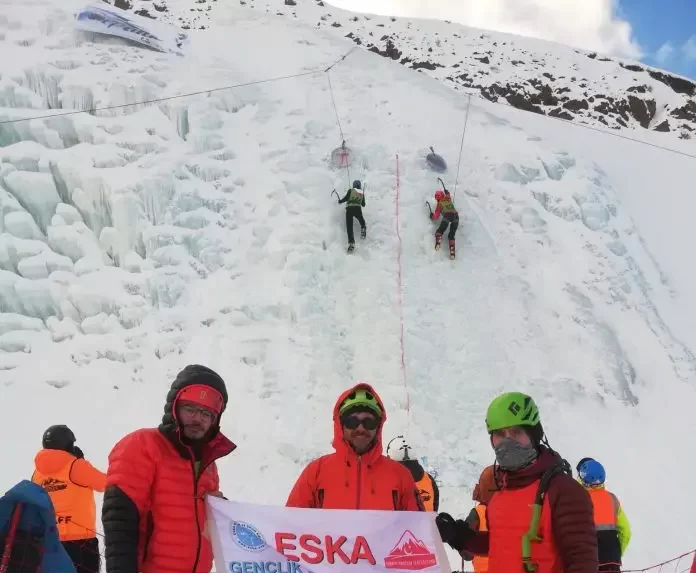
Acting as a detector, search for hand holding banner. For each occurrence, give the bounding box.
[206,498,451,573]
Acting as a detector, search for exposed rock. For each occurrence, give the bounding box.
[627,96,656,128]
[654,120,671,132]
[563,99,589,112]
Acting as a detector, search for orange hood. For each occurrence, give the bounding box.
[34,448,75,474]
[332,382,387,462]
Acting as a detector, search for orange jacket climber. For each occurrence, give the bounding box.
[286,383,423,511]
[31,427,106,542]
[463,465,496,572]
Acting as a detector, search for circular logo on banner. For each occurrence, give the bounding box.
[230,521,266,552]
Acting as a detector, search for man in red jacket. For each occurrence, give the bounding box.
[286,382,423,511]
[436,392,597,573]
[102,365,236,573]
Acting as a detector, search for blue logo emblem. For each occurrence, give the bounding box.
[230,521,266,552]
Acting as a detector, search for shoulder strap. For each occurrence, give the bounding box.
[522,459,571,572]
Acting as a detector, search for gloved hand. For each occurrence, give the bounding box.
[435,512,473,551]
[72,446,84,459]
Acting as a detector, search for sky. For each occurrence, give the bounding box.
[328,0,696,80]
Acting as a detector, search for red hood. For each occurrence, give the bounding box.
[332,382,387,463]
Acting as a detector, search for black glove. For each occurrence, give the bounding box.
[72,446,84,459]
[435,512,474,551]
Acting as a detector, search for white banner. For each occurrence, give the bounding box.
[206,498,451,573]
[74,3,190,56]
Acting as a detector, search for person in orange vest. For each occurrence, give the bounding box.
[435,391,598,573]
[386,435,440,511]
[31,424,106,573]
[461,465,497,573]
[577,459,631,573]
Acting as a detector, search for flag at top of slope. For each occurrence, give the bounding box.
[384,530,437,570]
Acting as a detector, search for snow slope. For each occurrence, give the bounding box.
[109,0,696,141]
[1,0,696,569]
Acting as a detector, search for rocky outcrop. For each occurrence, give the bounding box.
[103,0,696,140]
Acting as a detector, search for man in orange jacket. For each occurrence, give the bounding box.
[286,382,423,511]
[386,435,440,511]
[102,364,236,573]
[461,465,496,573]
[32,424,106,573]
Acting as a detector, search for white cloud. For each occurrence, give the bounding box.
[655,42,675,64]
[682,36,696,60]
[327,0,643,59]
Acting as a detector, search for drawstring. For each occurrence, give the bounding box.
[369,466,375,494]
[345,459,350,488]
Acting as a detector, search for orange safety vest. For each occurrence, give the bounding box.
[31,461,97,541]
[414,473,436,512]
[588,488,619,529]
[472,504,489,573]
[487,480,561,573]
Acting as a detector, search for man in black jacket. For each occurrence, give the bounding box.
[337,179,367,252]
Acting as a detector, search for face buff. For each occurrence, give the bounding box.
[494,438,538,471]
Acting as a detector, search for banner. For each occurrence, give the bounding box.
[206,498,451,573]
[74,3,189,56]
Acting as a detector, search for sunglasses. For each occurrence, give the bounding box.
[342,415,379,431]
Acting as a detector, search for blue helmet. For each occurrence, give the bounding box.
[578,459,606,486]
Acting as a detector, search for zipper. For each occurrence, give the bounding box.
[355,456,362,509]
[187,446,203,573]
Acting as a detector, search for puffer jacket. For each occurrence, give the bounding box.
[286,382,422,511]
[102,365,236,573]
[461,448,598,573]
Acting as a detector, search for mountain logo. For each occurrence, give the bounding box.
[230,521,266,552]
[384,530,437,570]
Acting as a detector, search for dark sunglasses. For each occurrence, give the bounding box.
[342,415,379,431]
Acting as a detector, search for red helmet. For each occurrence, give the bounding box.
[434,190,445,201]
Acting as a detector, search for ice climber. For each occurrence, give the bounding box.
[337,179,366,252]
[286,383,424,510]
[102,364,236,573]
[435,391,598,573]
[430,186,459,258]
[386,435,440,511]
[577,459,631,573]
[31,425,106,573]
[460,465,497,573]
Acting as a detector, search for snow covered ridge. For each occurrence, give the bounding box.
[109,0,696,141]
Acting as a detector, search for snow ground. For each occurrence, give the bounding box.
[1,0,696,569]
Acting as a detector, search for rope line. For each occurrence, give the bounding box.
[452,93,472,199]
[394,153,410,425]
[0,46,359,127]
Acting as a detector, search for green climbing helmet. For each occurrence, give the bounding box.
[339,388,382,418]
[486,392,540,433]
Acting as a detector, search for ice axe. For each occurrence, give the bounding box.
[425,201,433,219]
[437,177,449,193]
[331,189,340,202]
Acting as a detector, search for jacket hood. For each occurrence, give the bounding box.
[402,459,425,482]
[496,447,568,490]
[34,449,75,475]
[159,364,229,434]
[332,382,386,461]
